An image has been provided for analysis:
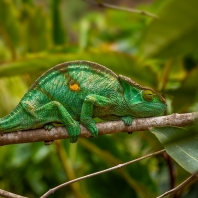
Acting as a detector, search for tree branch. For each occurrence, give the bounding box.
[157,171,198,198]
[84,0,159,18]
[0,189,27,198]
[41,149,165,198]
[0,112,197,146]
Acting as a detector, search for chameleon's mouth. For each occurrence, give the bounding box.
[153,102,167,108]
[153,103,167,115]
[149,102,167,112]
[131,102,167,117]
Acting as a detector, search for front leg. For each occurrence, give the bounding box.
[80,94,111,138]
[121,115,133,135]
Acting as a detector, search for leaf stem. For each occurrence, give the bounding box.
[162,152,175,189]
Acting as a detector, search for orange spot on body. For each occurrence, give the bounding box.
[69,83,80,91]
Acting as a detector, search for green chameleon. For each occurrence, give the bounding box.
[0,61,166,143]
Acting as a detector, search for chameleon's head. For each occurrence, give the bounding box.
[119,75,167,118]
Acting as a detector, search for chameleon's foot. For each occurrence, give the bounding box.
[67,121,81,143]
[121,116,133,126]
[88,123,98,138]
[44,124,54,145]
[44,123,54,130]
[44,140,54,145]
[81,119,98,139]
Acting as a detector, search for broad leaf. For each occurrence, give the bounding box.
[169,67,198,112]
[150,126,198,173]
[139,0,198,59]
[0,52,158,87]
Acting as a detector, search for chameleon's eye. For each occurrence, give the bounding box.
[142,90,153,101]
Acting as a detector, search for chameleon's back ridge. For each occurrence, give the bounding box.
[0,60,167,143]
[30,60,118,90]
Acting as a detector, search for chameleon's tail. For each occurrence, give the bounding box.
[0,105,26,132]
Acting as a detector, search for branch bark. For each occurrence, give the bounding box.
[0,189,27,198]
[0,112,197,146]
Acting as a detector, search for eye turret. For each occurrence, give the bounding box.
[142,90,153,101]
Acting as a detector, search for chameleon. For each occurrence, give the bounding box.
[0,61,166,143]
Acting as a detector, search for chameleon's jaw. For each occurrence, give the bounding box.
[130,102,167,118]
[157,103,167,115]
[147,102,167,115]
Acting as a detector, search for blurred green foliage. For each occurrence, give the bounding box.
[0,0,198,197]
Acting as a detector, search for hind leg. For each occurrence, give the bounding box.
[30,101,80,143]
[44,123,54,130]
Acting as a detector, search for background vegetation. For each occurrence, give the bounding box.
[0,0,198,197]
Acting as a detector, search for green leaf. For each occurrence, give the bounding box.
[169,66,198,112]
[0,76,28,116]
[139,0,198,59]
[0,0,21,59]
[0,51,159,87]
[50,0,66,45]
[150,126,198,173]
[20,4,52,52]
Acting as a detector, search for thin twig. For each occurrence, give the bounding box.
[0,189,27,198]
[0,112,197,146]
[41,149,165,198]
[84,0,159,18]
[157,172,198,198]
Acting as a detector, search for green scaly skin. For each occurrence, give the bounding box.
[0,61,167,143]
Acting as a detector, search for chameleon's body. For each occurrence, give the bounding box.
[0,61,166,143]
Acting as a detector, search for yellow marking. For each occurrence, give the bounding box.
[69,83,80,91]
